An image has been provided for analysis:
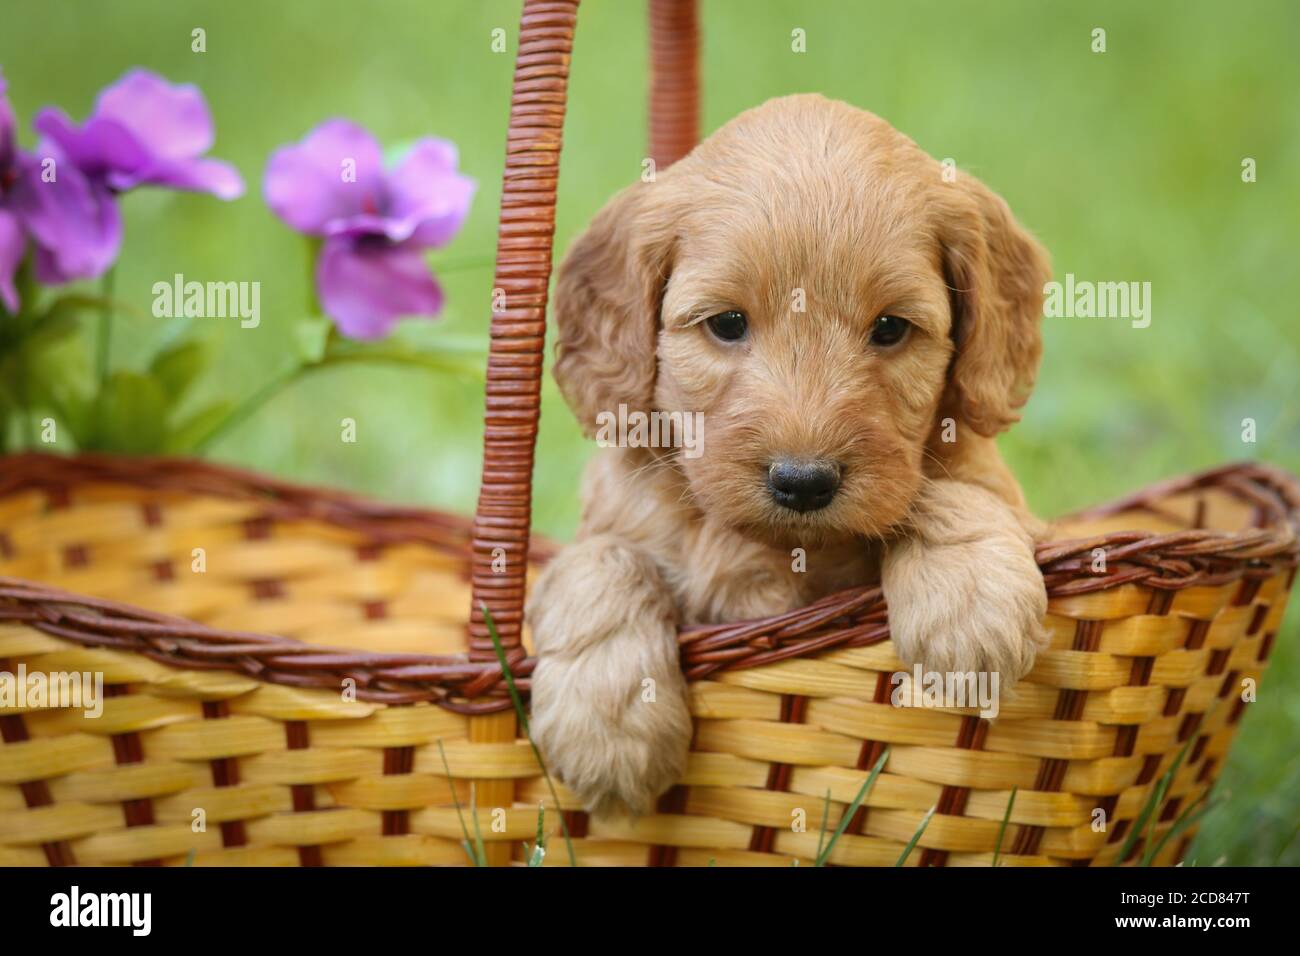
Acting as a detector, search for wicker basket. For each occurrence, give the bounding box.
[1,0,1297,867]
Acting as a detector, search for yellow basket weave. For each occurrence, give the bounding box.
[0,454,1296,867]
[2,0,1297,867]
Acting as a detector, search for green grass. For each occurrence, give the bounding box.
[1,0,1296,864]
[992,787,1018,868]
[815,749,888,866]
[894,805,938,867]
[1118,737,1192,865]
[437,738,484,867]
[482,604,577,866]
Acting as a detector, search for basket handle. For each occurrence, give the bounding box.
[468,0,700,661]
[649,0,700,168]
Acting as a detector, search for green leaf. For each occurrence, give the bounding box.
[42,291,150,323]
[295,315,332,364]
[149,341,210,402]
[165,401,235,454]
[37,386,92,448]
[20,359,92,448]
[92,371,168,453]
[21,307,82,354]
[19,333,91,419]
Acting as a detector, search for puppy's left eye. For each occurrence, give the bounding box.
[705,310,748,342]
[869,314,911,347]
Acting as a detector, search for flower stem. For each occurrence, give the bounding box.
[191,361,305,454]
[190,346,484,454]
[428,253,496,274]
[95,268,116,391]
[305,237,322,315]
[15,358,35,448]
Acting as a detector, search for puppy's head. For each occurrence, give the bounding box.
[553,94,1050,547]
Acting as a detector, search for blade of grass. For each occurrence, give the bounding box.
[814,787,832,864]
[815,748,889,867]
[526,802,547,867]
[438,737,482,866]
[1273,820,1300,867]
[991,786,1018,868]
[469,781,488,867]
[1118,736,1193,865]
[482,603,578,867]
[1144,792,1217,867]
[895,805,938,867]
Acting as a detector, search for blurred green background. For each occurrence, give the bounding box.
[2,0,1296,864]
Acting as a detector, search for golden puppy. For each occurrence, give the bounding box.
[527,94,1051,816]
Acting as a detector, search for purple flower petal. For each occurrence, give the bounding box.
[92,68,214,159]
[10,148,121,282]
[264,119,385,236]
[34,108,152,178]
[32,69,243,199]
[31,244,73,285]
[383,138,475,247]
[107,155,244,199]
[0,209,25,313]
[321,211,397,240]
[315,236,443,339]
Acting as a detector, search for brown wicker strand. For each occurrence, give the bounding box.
[467,0,581,661]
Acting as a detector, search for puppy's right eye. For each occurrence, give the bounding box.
[705,310,748,342]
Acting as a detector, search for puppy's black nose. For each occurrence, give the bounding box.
[767,458,840,513]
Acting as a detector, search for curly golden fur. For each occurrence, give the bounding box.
[527,94,1053,816]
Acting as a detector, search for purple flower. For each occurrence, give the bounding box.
[1,69,123,293]
[0,69,28,311]
[0,68,243,307]
[264,119,474,339]
[10,147,123,287]
[34,68,244,199]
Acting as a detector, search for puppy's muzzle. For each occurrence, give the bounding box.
[767,458,840,513]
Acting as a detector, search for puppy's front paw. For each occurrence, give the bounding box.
[531,653,692,817]
[882,531,1047,685]
[527,535,693,817]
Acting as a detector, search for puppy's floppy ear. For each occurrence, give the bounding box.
[552,182,676,435]
[938,175,1052,437]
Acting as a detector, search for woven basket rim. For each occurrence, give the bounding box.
[0,452,1296,713]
